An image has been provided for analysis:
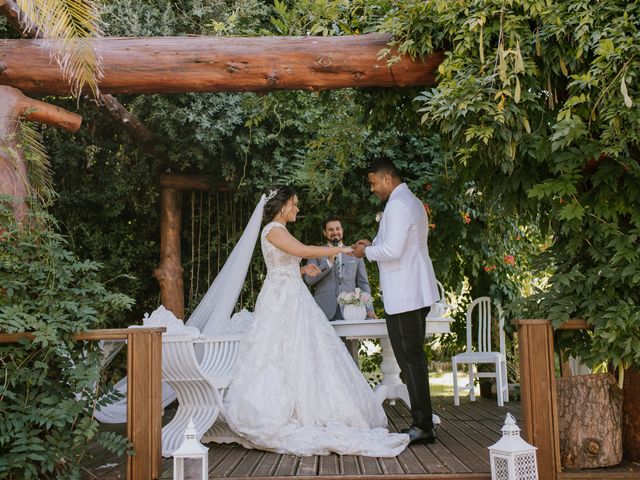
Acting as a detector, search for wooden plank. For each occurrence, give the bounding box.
[393,398,473,474]
[224,475,492,480]
[558,473,640,479]
[384,405,432,475]
[339,455,361,475]
[378,455,404,475]
[434,426,489,473]
[209,444,245,477]
[251,451,281,477]
[296,454,319,476]
[445,420,495,455]
[557,319,590,330]
[318,454,340,476]
[126,329,163,479]
[516,320,561,480]
[273,454,299,476]
[229,448,265,477]
[356,454,383,475]
[159,173,232,192]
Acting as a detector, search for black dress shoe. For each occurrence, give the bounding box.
[407,426,437,444]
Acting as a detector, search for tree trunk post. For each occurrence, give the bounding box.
[557,373,623,468]
[154,186,184,320]
[513,319,561,480]
[0,85,81,220]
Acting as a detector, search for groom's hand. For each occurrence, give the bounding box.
[352,242,366,258]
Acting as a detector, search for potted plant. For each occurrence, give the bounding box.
[338,288,372,321]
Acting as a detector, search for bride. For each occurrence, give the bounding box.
[223,186,409,457]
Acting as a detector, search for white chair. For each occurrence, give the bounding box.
[451,297,509,406]
[425,280,454,337]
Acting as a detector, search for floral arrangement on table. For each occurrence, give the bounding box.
[337,288,372,307]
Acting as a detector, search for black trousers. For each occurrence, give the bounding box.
[386,306,434,430]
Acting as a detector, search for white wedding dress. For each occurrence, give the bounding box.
[223,222,409,457]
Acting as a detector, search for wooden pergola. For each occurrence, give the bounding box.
[1,18,632,480]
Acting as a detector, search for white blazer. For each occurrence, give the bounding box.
[365,183,439,315]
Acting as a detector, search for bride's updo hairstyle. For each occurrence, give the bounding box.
[263,186,297,223]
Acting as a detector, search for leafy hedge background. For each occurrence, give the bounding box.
[1,0,639,476]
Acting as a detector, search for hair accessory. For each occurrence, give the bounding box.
[266,189,279,202]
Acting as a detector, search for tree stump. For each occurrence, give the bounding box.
[623,368,640,461]
[557,373,623,468]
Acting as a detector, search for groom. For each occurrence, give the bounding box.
[352,158,440,444]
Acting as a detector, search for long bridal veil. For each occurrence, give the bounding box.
[186,194,265,334]
[95,194,267,423]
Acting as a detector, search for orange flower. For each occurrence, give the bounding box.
[428,223,436,230]
[504,255,515,266]
[484,265,496,272]
[463,213,471,224]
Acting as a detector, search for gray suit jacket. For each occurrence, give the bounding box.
[304,251,373,320]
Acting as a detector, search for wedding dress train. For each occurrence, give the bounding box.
[223,222,409,457]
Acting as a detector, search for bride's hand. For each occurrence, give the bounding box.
[300,264,321,277]
[340,246,353,254]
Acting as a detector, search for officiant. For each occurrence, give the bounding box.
[304,216,376,359]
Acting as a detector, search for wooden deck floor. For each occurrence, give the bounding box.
[83,396,520,479]
[83,396,640,479]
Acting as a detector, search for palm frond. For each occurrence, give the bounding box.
[16,120,57,205]
[16,0,104,98]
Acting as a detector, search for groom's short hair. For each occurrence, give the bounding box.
[368,158,400,179]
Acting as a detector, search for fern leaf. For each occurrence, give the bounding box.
[16,120,57,205]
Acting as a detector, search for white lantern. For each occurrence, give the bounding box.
[173,418,209,480]
[488,413,538,480]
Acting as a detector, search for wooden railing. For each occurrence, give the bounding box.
[513,319,590,480]
[0,327,165,480]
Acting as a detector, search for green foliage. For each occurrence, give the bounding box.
[0,201,133,479]
[371,0,640,369]
[8,0,638,382]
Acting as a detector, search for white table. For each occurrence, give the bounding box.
[332,318,441,425]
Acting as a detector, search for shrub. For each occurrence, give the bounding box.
[0,201,133,479]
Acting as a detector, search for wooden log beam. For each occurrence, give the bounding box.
[0,0,38,37]
[0,85,82,132]
[0,34,444,95]
[0,0,177,170]
[0,86,81,220]
[159,173,232,192]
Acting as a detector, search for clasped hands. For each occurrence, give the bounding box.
[300,240,371,277]
[350,239,371,259]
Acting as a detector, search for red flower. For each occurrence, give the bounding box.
[483,265,496,272]
[425,184,433,191]
[504,255,515,266]
[463,213,471,224]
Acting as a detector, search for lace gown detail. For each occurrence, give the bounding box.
[223,222,408,457]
